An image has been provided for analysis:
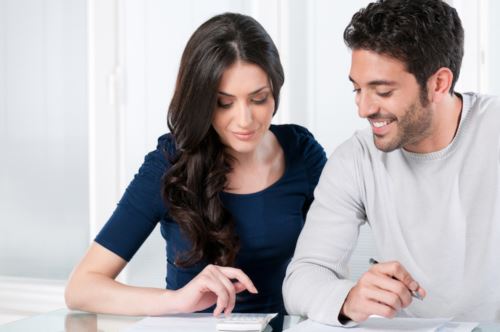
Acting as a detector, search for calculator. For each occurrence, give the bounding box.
[216,313,278,331]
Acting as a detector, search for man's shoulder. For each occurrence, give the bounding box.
[464,93,500,116]
[468,91,500,102]
[465,92,500,117]
[331,128,377,160]
[461,93,500,139]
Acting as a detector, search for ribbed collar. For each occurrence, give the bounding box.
[401,92,476,161]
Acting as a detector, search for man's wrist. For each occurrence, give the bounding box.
[338,299,352,324]
[338,312,351,325]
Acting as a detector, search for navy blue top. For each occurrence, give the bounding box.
[95,124,327,314]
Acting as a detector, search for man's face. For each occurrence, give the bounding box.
[349,49,433,152]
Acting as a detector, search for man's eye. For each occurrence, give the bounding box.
[377,91,393,97]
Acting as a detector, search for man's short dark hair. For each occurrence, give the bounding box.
[344,0,464,96]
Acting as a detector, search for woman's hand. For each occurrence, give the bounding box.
[173,264,258,316]
[65,243,258,317]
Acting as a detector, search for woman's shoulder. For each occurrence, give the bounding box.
[271,123,312,137]
[156,132,177,155]
[138,133,177,176]
[270,124,324,154]
[271,124,326,192]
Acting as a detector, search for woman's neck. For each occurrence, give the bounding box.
[229,131,274,169]
[225,130,285,194]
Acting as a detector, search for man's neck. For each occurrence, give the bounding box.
[404,93,463,154]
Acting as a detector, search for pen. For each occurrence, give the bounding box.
[369,258,423,300]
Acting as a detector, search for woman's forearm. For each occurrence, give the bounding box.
[65,272,179,316]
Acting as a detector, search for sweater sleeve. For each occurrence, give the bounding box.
[94,134,173,261]
[297,126,328,216]
[282,137,366,326]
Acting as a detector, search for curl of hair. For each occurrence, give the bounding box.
[162,13,284,267]
[344,0,464,96]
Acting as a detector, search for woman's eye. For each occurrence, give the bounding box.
[252,94,268,104]
[217,101,232,109]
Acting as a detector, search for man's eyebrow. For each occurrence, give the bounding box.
[218,86,269,97]
[348,76,397,87]
[367,80,398,87]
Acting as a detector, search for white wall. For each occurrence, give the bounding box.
[0,0,87,323]
[0,0,88,280]
[485,1,500,94]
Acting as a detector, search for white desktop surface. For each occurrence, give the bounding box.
[0,309,498,331]
[0,309,301,332]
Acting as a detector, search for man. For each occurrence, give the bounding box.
[283,0,500,326]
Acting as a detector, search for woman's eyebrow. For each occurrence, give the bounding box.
[218,86,269,97]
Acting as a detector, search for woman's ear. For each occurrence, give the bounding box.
[427,67,454,103]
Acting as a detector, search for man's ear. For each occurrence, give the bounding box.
[427,67,454,103]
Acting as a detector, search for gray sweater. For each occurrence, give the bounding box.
[283,92,500,324]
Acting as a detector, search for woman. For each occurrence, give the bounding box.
[65,12,326,317]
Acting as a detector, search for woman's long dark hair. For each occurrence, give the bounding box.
[163,13,284,267]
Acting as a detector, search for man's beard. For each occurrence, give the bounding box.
[373,100,433,153]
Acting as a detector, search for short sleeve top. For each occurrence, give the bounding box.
[95,124,327,313]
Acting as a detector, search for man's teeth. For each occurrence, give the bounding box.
[373,121,389,128]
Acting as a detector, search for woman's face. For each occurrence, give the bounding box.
[212,61,275,156]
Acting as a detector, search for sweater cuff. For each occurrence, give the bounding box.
[308,279,358,326]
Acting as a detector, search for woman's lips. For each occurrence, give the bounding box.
[232,131,256,141]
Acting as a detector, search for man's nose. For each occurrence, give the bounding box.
[356,92,379,118]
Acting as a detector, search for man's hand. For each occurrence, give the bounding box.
[340,261,426,322]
